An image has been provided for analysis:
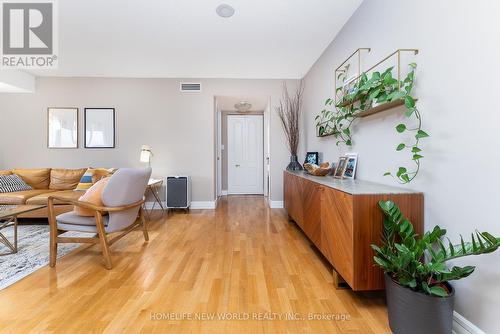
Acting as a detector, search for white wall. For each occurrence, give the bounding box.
[302,0,500,332]
[0,77,297,202]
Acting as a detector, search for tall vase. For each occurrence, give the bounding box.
[286,155,303,171]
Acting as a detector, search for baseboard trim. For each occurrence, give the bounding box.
[453,311,486,334]
[269,200,284,209]
[145,201,216,210]
[190,201,216,209]
[221,190,228,196]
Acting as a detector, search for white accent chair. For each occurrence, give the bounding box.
[48,167,152,269]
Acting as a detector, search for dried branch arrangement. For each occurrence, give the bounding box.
[276,80,304,157]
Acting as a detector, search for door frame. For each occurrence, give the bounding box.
[213,96,270,200]
[227,114,264,195]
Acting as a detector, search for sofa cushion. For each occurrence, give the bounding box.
[0,189,56,205]
[12,168,51,189]
[49,168,87,190]
[25,190,82,205]
[0,174,33,193]
[0,170,12,175]
[75,168,116,191]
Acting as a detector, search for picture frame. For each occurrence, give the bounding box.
[334,156,348,179]
[84,108,115,148]
[343,153,358,179]
[304,152,319,165]
[47,107,78,149]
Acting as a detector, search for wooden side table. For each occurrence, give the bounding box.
[144,178,166,219]
[0,205,46,254]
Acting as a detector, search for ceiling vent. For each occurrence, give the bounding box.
[180,82,202,92]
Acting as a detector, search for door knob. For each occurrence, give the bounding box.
[235,164,240,167]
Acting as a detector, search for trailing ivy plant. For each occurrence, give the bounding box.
[372,200,500,297]
[314,63,428,184]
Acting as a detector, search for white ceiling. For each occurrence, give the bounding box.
[217,95,268,112]
[30,0,363,79]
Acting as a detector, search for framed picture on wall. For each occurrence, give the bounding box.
[84,108,115,148]
[343,153,358,179]
[47,107,78,148]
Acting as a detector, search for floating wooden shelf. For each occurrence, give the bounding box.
[355,98,417,118]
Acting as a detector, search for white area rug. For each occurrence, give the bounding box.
[0,225,87,290]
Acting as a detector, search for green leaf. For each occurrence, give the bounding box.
[346,139,352,146]
[396,143,406,151]
[404,95,415,109]
[373,256,390,269]
[409,62,417,69]
[404,107,415,117]
[415,130,429,139]
[369,88,381,100]
[429,285,448,297]
[401,174,410,183]
[396,124,407,133]
[411,147,422,153]
[342,128,350,135]
[388,91,405,102]
[383,172,391,176]
[412,154,424,160]
[396,167,407,177]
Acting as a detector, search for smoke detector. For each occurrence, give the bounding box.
[216,4,235,18]
[234,101,252,112]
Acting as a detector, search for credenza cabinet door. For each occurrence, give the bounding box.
[284,172,304,226]
[301,182,322,246]
[320,187,354,286]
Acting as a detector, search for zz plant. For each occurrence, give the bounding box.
[372,201,500,297]
[315,63,428,184]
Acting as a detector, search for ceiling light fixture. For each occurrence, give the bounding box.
[235,101,252,112]
[216,4,235,18]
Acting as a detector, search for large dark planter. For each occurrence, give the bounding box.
[286,155,303,171]
[385,274,455,334]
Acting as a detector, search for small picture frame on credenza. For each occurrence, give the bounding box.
[334,156,348,179]
[343,153,358,179]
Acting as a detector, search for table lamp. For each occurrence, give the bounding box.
[140,145,153,167]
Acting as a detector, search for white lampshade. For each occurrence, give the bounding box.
[140,145,152,164]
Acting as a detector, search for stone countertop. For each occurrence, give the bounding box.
[285,170,421,195]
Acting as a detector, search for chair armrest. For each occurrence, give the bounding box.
[47,195,145,213]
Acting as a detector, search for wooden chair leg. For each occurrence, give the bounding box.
[140,208,149,242]
[48,198,58,267]
[95,212,113,269]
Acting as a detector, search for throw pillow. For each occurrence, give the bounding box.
[74,177,110,216]
[74,168,116,191]
[0,174,33,193]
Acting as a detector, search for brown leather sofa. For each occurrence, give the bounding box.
[0,168,87,218]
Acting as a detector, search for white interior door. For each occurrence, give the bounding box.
[228,114,264,194]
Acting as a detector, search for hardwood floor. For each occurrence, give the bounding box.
[0,196,390,333]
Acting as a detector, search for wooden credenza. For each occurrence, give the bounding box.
[284,170,423,291]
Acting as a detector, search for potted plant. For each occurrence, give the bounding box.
[277,81,304,170]
[372,200,500,334]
